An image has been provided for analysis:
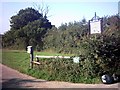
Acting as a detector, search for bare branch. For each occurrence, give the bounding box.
[32,1,49,18]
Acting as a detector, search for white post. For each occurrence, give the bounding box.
[27,46,34,68]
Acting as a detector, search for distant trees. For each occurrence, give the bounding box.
[43,19,89,54]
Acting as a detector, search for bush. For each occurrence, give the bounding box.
[30,58,100,83]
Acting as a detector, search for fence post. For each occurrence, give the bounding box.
[27,46,34,68]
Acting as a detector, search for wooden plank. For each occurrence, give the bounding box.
[32,61,40,65]
[35,55,71,59]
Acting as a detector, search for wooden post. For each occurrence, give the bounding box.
[27,46,34,69]
[30,50,33,68]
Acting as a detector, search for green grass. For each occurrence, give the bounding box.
[34,51,74,56]
[2,49,66,71]
[2,50,101,84]
[2,50,30,73]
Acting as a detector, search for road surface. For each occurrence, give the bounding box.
[0,63,119,89]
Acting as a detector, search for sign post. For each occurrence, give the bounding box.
[89,12,102,35]
[27,46,33,68]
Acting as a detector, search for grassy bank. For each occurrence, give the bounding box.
[2,50,29,73]
[2,50,101,84]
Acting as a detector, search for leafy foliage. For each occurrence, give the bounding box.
[43,20,89,54]
[10,8,42,30]
[43,14,120,76]
[3,7,52,50]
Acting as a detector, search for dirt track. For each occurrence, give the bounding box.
[0,63,119,89]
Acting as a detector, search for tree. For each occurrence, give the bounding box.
[10,8,43,30]
[3,7,52,50]
[103,15,120,36]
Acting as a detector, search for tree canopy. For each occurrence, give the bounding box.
[3,7,52,50]
[10,8,43,30]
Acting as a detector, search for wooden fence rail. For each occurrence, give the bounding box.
[35,55,71,59]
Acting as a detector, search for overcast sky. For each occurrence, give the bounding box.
[0,0,119,34]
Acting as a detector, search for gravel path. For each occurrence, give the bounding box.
[0,63,119,89]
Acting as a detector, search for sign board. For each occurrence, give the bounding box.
[73,57,80,63]
[90,20,101,34]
